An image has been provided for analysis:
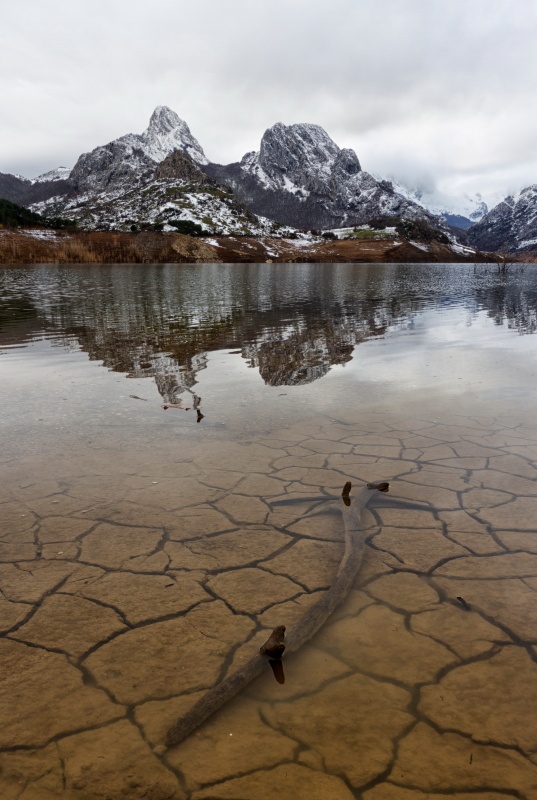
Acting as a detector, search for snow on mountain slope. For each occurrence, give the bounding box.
[32,166,72,183]
[31,148,293,236]
[34,179,280,235]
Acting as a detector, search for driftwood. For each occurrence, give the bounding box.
[164,480,388,749]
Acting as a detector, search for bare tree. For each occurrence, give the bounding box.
[494,250,515,274]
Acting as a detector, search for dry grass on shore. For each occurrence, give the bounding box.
[0,230,181,264]
[0,227,492,265]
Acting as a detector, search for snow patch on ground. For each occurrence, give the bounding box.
[326,227,355,239]
[450,242,477,255]
[285,239,315,248]
[20,229,59,240]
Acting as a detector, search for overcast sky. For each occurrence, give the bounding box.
[1,0,536,204]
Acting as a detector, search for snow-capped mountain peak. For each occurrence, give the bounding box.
[67,106,208,195]
[148,105,184,134]
[141,105,208,165]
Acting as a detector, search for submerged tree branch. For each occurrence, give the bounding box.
[164,480,388,750]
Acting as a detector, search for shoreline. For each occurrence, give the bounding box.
[0,228,502,265]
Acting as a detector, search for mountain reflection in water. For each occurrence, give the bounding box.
[1,262,536,403]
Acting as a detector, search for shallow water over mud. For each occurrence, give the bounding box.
[2,263,537,799]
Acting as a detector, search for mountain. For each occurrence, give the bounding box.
[0,171,71,207]
[204,122,433,230]
[9,106,537,252]
[466,186,537,254]
[0,107,208,210]
[0,172,31,205]
[67,105,208,196]
[27,109,285,235]
[389,180,489,229]
[26,109,439,234]
[28,107,296,235]
[3,107,451,236]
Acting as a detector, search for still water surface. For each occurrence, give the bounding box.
[1,263,537,799]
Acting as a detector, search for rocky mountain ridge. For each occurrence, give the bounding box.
[466,185,537,254]
[205,121,434,230]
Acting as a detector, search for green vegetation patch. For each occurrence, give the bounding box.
[0,198,75,229]
[349,229,392,240]
[168,219,207,236]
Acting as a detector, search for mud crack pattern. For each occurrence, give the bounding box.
[1,410,537,799]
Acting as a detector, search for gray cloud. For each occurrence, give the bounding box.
[1,0,536,203]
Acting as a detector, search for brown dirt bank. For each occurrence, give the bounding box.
[0,228,493,265]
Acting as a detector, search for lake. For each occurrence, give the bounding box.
[2,262,537,799]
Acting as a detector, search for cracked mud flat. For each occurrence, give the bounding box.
[2,410,537,799]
